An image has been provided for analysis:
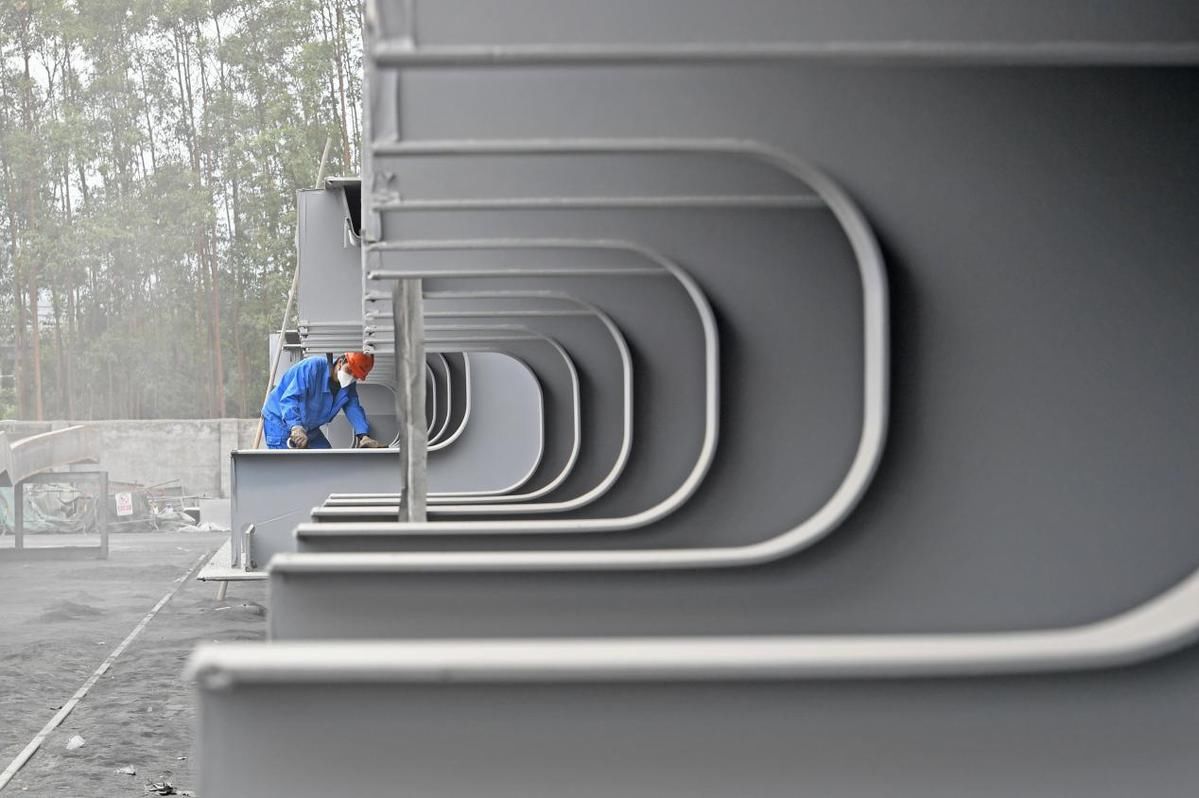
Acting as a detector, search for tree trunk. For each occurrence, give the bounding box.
[138,64,158,171]
[27,276,43,421]
[66,288,77,419]
[194,20,226,417]
[333,0,352,167]
[20,23,44,421]
[13,274,27,419]
[52,290,66,419]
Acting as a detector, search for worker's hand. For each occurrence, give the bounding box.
[288,426,309,449]
[356,434,385,449]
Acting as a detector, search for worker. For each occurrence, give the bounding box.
[261,352,386,449]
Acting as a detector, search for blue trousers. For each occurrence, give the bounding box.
[263,419,332,450]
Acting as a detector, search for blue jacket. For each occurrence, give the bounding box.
[262,356,370,437]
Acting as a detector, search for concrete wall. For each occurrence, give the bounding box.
[0,419,258,498]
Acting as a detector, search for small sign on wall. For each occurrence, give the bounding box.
[115,492,134,517]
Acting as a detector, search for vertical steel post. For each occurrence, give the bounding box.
[393,279,427,521]
[97,471,109,560]
[13,480,23,551]
[365,0,426,520]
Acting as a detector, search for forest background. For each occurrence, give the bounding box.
[0,0,363,420]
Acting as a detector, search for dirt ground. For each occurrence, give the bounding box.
[0,531,268,797]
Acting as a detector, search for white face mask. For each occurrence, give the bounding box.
[337,368,355,389]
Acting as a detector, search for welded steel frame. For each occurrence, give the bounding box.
[263,0,1199,670]
[361,238,717,532]
[314,134,889,563]
[4,469,109,561]
[410,291,628,508]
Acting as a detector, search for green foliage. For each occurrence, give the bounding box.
[0,0,362,420]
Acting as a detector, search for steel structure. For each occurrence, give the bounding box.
[194,2,1199,796]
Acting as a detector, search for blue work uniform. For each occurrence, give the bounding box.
[261,356,370,449]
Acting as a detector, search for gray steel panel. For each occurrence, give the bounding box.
[399,0,1199,50]
[230,450,405,569]
[421,350,544,495]
[191,638,1199,798]
[296,189,361,327]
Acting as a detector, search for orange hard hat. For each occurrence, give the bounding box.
[344,352,375,380]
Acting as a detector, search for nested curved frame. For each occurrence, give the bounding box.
[320,325,580,512]
[425,366,437,435]
[318,292,626,514]
[430,352,470,452]
[358,239,715,533]
[426,353,454,445]
[358,348,499,457]
[423,290,631,510]
[424,288,628,505]
[288,138,887,564]
[421,325,552,498]
[319,321,585,510]
[423,323,580,502]
[425,341,542,498]
[370,284,638,510]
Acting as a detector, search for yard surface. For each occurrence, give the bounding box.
[0,531,267,797]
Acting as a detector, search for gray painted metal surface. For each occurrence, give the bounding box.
[192,628,1199,797]
[419,350,544,495]
[387,0,1199,56]
[229,450,405,569]
[199,3,1199,797]
[296,188,361,326]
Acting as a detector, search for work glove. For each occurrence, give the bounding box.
[288,426,309,449]
[356,434,385,449]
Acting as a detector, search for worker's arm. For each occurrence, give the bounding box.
[342,386,371,436]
